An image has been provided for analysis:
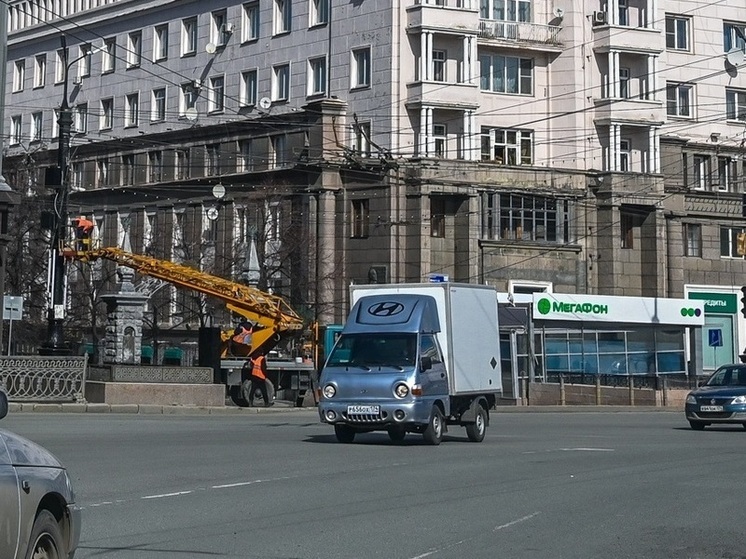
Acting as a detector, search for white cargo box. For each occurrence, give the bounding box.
[350,283,502,396]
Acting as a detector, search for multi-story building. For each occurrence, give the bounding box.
[3,0,746,375]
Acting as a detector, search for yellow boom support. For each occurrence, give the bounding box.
[63,247,304,357]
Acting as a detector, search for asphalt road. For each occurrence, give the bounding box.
[3,409,744,559]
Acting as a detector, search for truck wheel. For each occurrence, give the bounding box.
[423,407,444,446]
[466,405,487,442]
[334,424,356,443]
[24,510,63,559]
[229,386,249,407]
[388,427,406,442]
[243,378,275,407]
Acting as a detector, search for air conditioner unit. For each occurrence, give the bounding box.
[592,11,607,25]
[224,22,235,33]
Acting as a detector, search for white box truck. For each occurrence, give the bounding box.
[317,283,502,444]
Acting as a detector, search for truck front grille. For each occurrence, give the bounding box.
[345,411,387,423]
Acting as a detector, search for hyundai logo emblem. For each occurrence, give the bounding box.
[368,301,405,317]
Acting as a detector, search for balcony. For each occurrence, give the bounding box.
[407,1,479,32]
[405,81,480,109]
[478,20,562,52]
[593,98,664,125]
[592,25,662,53]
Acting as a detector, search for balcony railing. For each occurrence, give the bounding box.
[478,20,561,46]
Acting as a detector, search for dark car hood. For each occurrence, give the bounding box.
[690,386,746,398]
[0,428,64,468]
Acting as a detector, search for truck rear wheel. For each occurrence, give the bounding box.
[334,424,356,443]
[466,405,487,442]
[423,407,444,445]
[229,386,249,407]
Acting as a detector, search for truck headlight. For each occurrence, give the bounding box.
[685,394,697,405]
[323,384,336,399]
[393,383,409,399]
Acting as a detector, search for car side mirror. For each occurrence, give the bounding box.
[0,391,7,420]
[420,356,432,372]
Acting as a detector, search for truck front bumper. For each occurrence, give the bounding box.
[318,398,435,428]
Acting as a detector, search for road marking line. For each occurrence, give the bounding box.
[560,447,614,452]
[494,511,540,531]
[141,490,193,499]
[212,480,263,489]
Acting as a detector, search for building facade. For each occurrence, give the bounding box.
[3,0,746,371]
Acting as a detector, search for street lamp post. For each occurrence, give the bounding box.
[41,36,77,355]
[0,1,21,352]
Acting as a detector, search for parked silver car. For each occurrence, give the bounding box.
[0,390,81,558]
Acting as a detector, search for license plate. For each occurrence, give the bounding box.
[700,405,723,412]
[347,405,380,415]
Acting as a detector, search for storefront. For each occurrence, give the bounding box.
[530,293,705,380]
[686,289,739,372]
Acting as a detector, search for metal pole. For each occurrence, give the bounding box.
[41,36,73,355]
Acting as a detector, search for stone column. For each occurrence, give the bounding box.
[101,266,149,364]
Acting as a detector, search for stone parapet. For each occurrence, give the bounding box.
[85,381,225,407]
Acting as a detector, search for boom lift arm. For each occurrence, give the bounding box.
[63,246,304,357]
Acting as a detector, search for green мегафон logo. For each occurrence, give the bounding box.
[537,298,551,315]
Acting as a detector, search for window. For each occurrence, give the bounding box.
[351,199,369,238]
[34,54,46,88]
[211,10,229,47]
[431,197,445,238]
[154,24,169,61]
[30,112,43,142]
[70,163,83,191]
[55,49,64,83]
[144,212,157,252]
[620,212,636,249]
[180,83,198,115]
[100,98,113,130]
[151,88,166,121]
[52,109,59,138]
[479,0,531,21]
[618,0,628,26]
[273,64,290,101]
[148,151,163,182]
[308,57,326,96]
[13,60,25,92]
[176,149,190,180]
[206,144,221,176]
[432,50,446,82]
[666,15,690,51]
[433,124,447,158]
[692,155,710,190]
[274,0,291,34]
[74,103,88,134]
[717,156,738,192]
[243,2,260,41]
[238,140,254,172]
[619,67,630,99]
[619,139,630,172]
[721,227,743,258]
[353,122,371,156]
[266,202,281,241]
[96,159,109,187]
[240,70,258,106]
[480,192,568,243]
[121,154,135,185]
[79,44,92,77]
[125,93,139,127]
[352,48,371,88]
[182,17,198,55]
[209,76,225,112]
[726,89,746,122]
[127,31,142,67]
[666,83,692,117]
[479,54,532,94]
[724,22,746,53]
[271,135,288,167]
[684,224,701,257]
[480,127,533,165]
[310,0,329,26]
[102,38,116,73]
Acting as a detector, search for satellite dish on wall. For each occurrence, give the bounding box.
[185,107,198,122]
[212,183,226,199]
[726,48,744,67]
[206,42,217,54]
[258,97,272,110]
[553,7,565,18]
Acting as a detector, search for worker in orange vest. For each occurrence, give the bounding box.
[72,216,94,251]
[248,351,272,407]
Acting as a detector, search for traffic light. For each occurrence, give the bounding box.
[741,286,746,318]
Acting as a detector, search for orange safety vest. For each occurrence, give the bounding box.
[251,355,267,380]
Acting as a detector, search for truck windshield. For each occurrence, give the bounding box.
[327,333,417,369]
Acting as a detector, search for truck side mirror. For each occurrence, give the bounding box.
[420,356,432,372]
[0,391,7,420]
